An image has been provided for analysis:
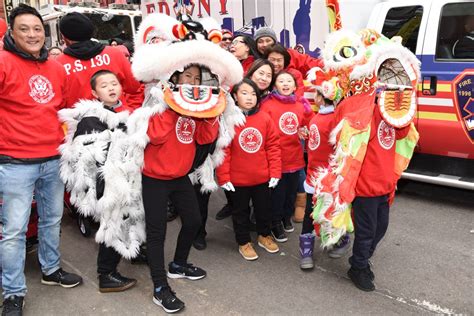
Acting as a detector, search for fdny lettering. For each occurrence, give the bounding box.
[63,54,111,75]
[145,0,228,17]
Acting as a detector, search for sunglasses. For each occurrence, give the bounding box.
[222,37,233,42]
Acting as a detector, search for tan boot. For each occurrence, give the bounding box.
[257,235,279,253]
[238,243,258,261]
[293,192,307,223]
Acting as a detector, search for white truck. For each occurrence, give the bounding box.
[40,3,142,48]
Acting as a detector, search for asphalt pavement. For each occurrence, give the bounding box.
[4,181,474,315]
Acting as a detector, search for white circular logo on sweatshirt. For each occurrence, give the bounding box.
[239,127,263,153]
[377,120,395,150]
[308,124,320,151]
[279,112,298,135]
[176,117,196,144]
[28,75,55,104]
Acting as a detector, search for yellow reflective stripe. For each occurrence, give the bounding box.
[417,83,452,92]
[418,111,458,121]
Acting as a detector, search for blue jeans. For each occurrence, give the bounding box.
[0,159,64,298]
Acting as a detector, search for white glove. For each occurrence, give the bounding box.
[221,182,235,192]
[268,178,280,188]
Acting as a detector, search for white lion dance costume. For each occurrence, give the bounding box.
[59,13,245,259]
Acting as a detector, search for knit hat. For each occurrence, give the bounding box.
[60,12,94,41]
[254,27,277,43]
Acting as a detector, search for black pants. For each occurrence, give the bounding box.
[271,171,300,223]
[142,174,201,288]
[224,189,233,208]
[97,243,122,275]
[194,184,211,240]
[350,195,390,269]
[301,193,314,235]
[229,183,271,245]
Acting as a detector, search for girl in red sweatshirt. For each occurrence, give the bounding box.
[260,71,314,242]
[217,78,281,261]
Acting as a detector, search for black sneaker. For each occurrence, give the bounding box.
[41,268,82,288]
[2,296,24,316]
[153,286,185,314]
[271,223,288,242]
[192,236,207,251]
[347,266,375,292]
[215,204,232,220]
[282,217,294,233]
[99,272,137,293]
[167,262,206,280]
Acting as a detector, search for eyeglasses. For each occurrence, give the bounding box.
[231,39,245,46]
[222,37,232,42]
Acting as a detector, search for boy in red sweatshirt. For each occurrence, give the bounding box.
[217,78,281,261]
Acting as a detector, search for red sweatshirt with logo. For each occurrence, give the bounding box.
[143,109,219,180]
[217,109,281,186]
[260,93,314,172]
[56,46,143,108]
[355,107,410,197]
[0,51,71,159]
[305,110,337,187]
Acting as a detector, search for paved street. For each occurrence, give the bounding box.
[6,181,474,315]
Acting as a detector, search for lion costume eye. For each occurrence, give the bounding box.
[333,46,357,62]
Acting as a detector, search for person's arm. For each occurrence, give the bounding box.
[195,117,220,145]
[288,48,324,76]
[147,110,178,145]
[118,52,144,108]
[216,145,232,185]
[265,118,282,180]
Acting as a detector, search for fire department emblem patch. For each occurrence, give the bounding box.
[279,112,299,135]
[377,120,395,150]
[176,117,196,144]
[453,70,474,144]
[308,124,320,151]
[28,75,55,104]
[239,127,263,153]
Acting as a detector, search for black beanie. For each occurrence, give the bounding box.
[60,12,94,42]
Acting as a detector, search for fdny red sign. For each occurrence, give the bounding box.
[452,70,474,144]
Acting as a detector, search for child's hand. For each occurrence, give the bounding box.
[268,178,280,188]
[221,182,235,192]
[298,126,309,140]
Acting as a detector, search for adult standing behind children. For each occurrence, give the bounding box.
[56,12,143,108]
[254,26,323,77]
[0,5,83,316]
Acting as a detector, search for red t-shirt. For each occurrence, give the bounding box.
[143,109,219,180]
[260,94,314,172]
[216,110,281,186]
